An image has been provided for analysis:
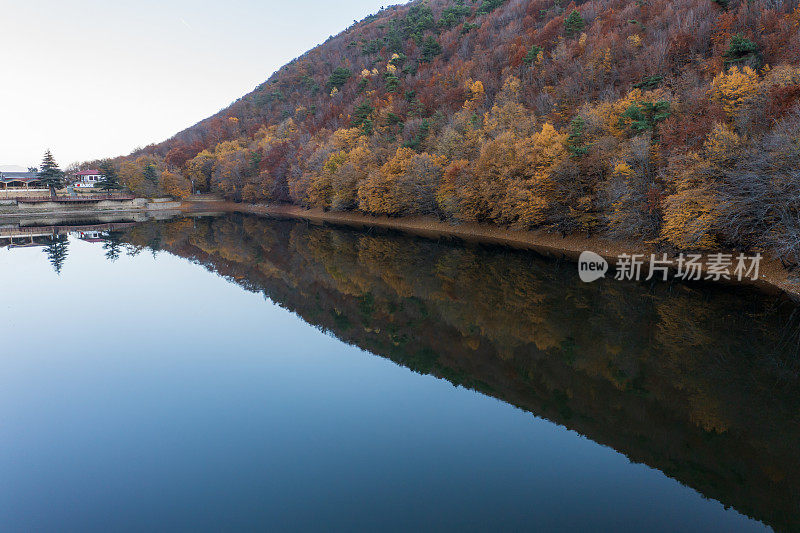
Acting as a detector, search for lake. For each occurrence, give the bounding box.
[1,212,797,531]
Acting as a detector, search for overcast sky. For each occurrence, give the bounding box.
[0,0,388,169]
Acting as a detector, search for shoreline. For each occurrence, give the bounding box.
[3,198,797,298]
[227,203,800,299]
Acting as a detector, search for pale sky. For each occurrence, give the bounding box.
[0,0,389,168]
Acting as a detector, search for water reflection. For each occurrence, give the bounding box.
[42,234,69,274]
[1,216,148,271]
[6,213,800,530]
[102,232,125,262]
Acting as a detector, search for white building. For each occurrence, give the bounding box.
[73,169,103,188]
[70,230,106,242]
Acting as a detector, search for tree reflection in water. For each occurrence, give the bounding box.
[108,214,800,531]
[43,234,69,275]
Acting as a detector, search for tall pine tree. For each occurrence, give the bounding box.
[37,150,64,198]
[98,160,122,191]
[143,164,159,183]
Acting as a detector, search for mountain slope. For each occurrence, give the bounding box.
[109,0,800,261]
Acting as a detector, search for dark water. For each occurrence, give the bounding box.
[1,213,798,532]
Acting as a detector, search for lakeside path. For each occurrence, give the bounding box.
[213,202,800,299]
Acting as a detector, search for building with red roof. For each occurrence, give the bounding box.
[73,169,103,188]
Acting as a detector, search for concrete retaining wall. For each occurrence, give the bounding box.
[0,189,50,200]
[16,198,147,212]
[0,197,189,217]
[146,200,182,210]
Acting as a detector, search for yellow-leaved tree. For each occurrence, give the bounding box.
[359,147,413,215]
[709,66,761,121]
[358,147,444,216]
[119,155,164,197]
[483,76,537,139]
[308,150,346,209]
[160,170,192,199]
[436,160,478,220]
[473,131,519,223]
[505,122,568,227]
[463,80,485,112]
[211,140,252,200]
[331,141,376,211]
[185,150,216,193]
[660,124,740,249]
[660,153,719,249]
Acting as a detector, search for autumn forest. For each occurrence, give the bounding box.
[86,0,800,262]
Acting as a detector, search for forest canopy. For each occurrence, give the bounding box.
[87,0,800,263]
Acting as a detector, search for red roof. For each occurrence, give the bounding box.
[75,169,101,176]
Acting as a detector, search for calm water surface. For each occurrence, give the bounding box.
[1,213,797,531]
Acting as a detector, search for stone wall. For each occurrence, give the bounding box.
[146,200,182,210]
[14,198,148,212]
[0,189,50,200]
[0,197,187,216]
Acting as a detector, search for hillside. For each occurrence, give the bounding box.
[105,0,800,262]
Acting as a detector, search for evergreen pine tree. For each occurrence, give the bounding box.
[98,160,122,191]
[37,150,65,198]
[143,164,159,183]
[523,45,543,65]
[564,10,585,36]
[724,34,761,67]
[568,116,589,157]
[420,36,442,63]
